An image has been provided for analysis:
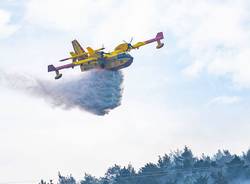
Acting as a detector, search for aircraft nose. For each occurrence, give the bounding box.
[127,57,133,66]
[128,57,133,62]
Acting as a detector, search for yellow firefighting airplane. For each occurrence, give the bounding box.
[48,32,164,79]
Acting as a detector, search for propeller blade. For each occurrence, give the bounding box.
[130,37,133,43]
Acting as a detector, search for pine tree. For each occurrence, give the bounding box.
[137,163,160,184]
[194,175,208,184]
[80,174,99,184]
[158,154,172,169]
[58,172,76,184]
[226,155,244,179]
[212,171,228,184]
[181,146,195,169]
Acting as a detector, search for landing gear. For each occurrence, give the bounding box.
[55,70,62,80]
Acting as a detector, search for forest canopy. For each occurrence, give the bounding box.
[40,146,250,184]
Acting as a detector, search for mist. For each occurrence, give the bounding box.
[0,70,124,115]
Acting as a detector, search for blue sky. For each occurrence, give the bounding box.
[1,0,250,183]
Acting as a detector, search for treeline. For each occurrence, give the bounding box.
[40,146,250,184]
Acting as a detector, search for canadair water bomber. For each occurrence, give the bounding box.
[48,32,164,79]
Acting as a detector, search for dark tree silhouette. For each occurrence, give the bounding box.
[193,175,208,184]
[44,147,250,184]
[226,155,244,179]
[80,174,100,184]
[58,172,76,184]
[181,146,195,169]
[158,154,171,169]
[212,171,228,184]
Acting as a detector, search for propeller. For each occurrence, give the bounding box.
[123,37,133,44]
[129,37,133,43]
[95,44,105,52]
[123,37,135,50]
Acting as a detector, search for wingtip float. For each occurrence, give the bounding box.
[48,32,164,80]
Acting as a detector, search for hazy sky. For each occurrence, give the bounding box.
[1,0,250,183]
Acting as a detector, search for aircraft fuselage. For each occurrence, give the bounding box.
[79,53,133,72]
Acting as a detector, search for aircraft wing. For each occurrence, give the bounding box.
[113,32,164,53]
[73,57,97,65]
[59,53,85,62]
[132,32,164,49]
[132,42,145,49]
